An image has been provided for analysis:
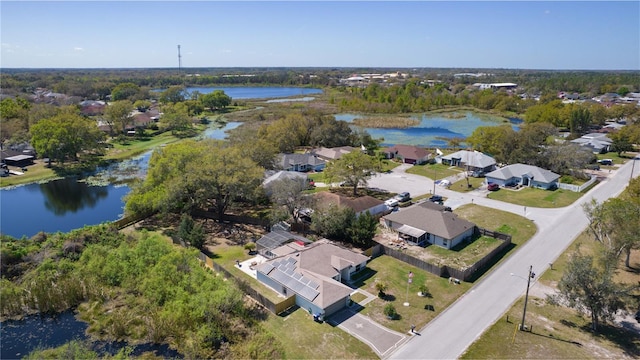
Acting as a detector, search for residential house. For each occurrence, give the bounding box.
[382,201,475,249]
[439,150,496,175]
[256,241,369,319]
[484,164,560,190]
[311,146,356,161]
[1,148,35,168]
[278,153,326,172]
[314,191,388,217]
[570,133,613,154]
[382,144,432,165]
[256,230,313,259]
[262,170,308,196]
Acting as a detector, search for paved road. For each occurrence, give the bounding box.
[384,157,639,359]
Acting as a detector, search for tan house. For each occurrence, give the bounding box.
[382,201,475,249]
[382,144,432,165]
[314,192,388,217]
[311,146,357,161]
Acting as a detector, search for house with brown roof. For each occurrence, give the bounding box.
[382,144,432,164]
[256,241,369,319]
[314,191,388,217]
[382,201,475,249]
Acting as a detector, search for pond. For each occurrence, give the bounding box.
[335,111,521,147]
[0,121,240,239]
[0,310,181,359]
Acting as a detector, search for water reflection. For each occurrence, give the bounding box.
[0,311,182,359]
[40,178,109,216]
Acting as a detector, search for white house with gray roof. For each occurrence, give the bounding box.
[570,133,612,154]
[255,241,369,319]
[439,150,496,174]
[484,164,560,190]
[382,201,476,249]
[278,153,326,172]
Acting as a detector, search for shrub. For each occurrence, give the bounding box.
[383,303,397,319]
[375,282,387,298]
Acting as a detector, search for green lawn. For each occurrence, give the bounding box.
[462,230,640,360]
[449,176,487,193]
[261,306,377,359]
[487,186,584,208]
[356,255,471,334]
[406,163,463,180]
[454,204,536,246]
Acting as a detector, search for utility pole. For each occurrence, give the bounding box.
[177,45,182,72]
[520,265,535,331]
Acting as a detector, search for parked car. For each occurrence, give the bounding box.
[385,199,399,208]
[586,164,600,171]
[487,183,500,191]
[429,195,443,203]
[394,192,411,202]
[471,170,485,178]
[598,159,613,165]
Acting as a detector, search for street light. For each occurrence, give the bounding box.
[511,265,535,331]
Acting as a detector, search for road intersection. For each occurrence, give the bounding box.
[362,158,640,359]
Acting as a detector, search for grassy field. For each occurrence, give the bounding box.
[356,255,471,334]
[487,186,585,208]
[454,204,536,246]
[260,306,377,359]
[462,230,640,359]
[449,176,487,192]
[0,160,61,187]
[352,116,420,128]
[406,163,463,180]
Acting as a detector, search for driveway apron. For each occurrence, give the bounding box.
[327,308,407,358]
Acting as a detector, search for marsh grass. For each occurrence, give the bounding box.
[352,116,420,128]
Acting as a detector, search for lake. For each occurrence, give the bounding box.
[0,121,241,239]
[0,310,181,359]
[336,111,521,147]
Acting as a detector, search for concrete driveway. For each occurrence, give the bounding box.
[327,308,408,358]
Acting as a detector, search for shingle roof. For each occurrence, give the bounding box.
[312,146,356,160]
[383,202,475,240]
[314,192,384,213]
[383,144,431,160]
[263,170,308,187]
[485,164,560,183]
[441,150,496,168]
[279,153,326,169]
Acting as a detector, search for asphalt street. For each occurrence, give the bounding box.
[382,157,640,359]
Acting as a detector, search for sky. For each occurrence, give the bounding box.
[1,1,638,70]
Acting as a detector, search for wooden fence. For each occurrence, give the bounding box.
[369,227,512,282]
[196,250,296,314]
[191,210,270,227]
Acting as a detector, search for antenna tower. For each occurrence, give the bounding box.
[177,45,182,72]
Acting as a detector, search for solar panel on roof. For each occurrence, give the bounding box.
[298,286,319,302]
[307,280,319,289]
[299,277,310,285]
[293,273,302,280]
[261,263,275,273]
[285,268,295,276]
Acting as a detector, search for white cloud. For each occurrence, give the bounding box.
[73,47,84,51]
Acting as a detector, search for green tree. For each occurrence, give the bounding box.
[583,189,640,268]
[111,82,141,101]
[126,140,263,219]
[347,211,378,246]
[548,251,637,331]
[466,125,515,161]
[30,113,106,164]
[159,86,186,104]
[133,99,152,112]
[178,213,205,249]
[104,100,134,135]
[200,90,232,110]
[608,131,634,156]
[324,151,381,196]
[311,203,355,241]
[568,107,592,135]
[161,102,193,136]
[376,282,388,297]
